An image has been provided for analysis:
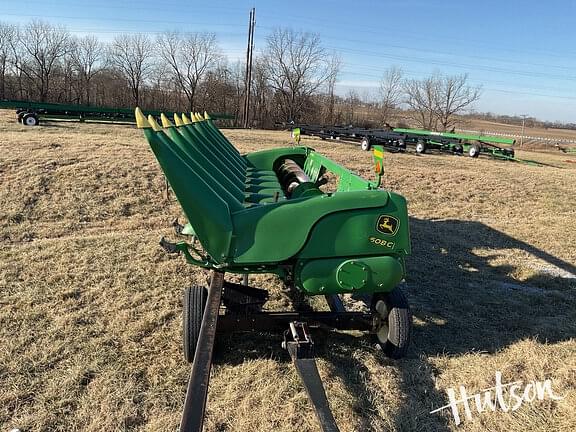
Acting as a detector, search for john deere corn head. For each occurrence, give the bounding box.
[135,108,412,432]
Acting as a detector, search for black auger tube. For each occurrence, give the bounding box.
[278,159,311,194]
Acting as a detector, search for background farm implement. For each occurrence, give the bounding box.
[0,99,233,126]
[293,123,524,162]
[393,127,516,159]
[293,124,408,152]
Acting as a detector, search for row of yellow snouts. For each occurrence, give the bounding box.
[135,107,211,130]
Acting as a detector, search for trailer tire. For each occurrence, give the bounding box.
[415,140,426,154]
[22,113,39,126]
[454,144,464,154]
[469,144,481,158]
[183,285,208,363]
[371,287,411,359]
[360,137,371,151]
[17,111,26,124]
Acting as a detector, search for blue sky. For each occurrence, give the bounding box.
[1,0,576,122]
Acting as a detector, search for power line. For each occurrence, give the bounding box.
[338,68,576,100]
[4,11,576,103]
[338,63,576,95]
[255,13,576,61]
[325,44,576,83]
[7,9,576,67]
[1,12,247,28]
[7,12,575,79]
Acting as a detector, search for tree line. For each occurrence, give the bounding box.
[0,19,482,129]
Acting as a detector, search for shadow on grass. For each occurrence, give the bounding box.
[212,217,575,431]
[391,217,576,431]
[407,217,576,356]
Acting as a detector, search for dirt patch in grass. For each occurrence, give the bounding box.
[1,111,575,431]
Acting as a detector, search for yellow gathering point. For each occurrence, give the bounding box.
[134,107,150,128]
[147,115,162,131]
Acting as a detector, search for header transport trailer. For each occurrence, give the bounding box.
[393,127,516,159]
[294,124,408,152]
[0,99,233,126]
[293,123,516,159]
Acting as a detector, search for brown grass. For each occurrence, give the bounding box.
[1,109,575,431]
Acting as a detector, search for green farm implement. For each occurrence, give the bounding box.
[136,108,411,431]
[290,124,519,161]
[0,99,232,126]
[393,127,516,159]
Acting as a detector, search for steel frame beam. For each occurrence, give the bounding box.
[179,271,224,432]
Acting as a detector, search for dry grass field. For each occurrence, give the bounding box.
[1,109,575,432]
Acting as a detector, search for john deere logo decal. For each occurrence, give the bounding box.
[376,215,399,235]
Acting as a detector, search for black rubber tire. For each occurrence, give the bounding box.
[22,113,39,126]
[360,137,371,151]
[415,140,426,154]
[454,144,464,154]
[183,286,208,363]
[469,144,481,158]
[371,287,412,359]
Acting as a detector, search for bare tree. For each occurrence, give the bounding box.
[403,72,481,131]
[229,60,246,126]
[344,89,360,124]
[435,73,481,131]
[71,35,105,105]
[403,74,440,130]
[323,53,341,124]
[0,22,17,99]
[13,20,71,101]
[147,62,172,110]
[379,66,403,126]
[58,50,76,102]
[263,28,333,122]
[157,31,220,111]
[109,34,155,106]
[199,61,234,115]
[251,57,274,127]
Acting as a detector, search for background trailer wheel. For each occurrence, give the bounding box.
[360,137,371,151]
[415,140,426,154]
[469,144,481,158]
[22,113,39,126]
[183,285,208,363]
[371,287,412,359]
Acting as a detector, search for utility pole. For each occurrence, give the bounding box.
[520,114,528,147]
[242,8,255,128]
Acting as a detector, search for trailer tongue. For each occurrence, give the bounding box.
[283,321,340,431]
